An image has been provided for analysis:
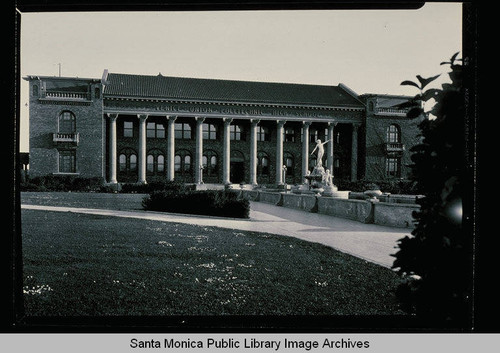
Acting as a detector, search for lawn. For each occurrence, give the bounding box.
[20,192,406,318]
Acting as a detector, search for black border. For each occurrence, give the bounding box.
[6,0,484,334]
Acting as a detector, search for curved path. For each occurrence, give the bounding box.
[21,201,411,269]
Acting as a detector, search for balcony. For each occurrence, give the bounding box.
[53,132,79,145]
[42,91,91,101]
[385,142,405,152]
[374,107,409,116]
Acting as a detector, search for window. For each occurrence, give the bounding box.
[203,123,217,140]
[174,150,192,175]
[123,121,134,137]
[309,128,318,143]
[257,126,269,142]
[230,124,245,141]
[284,152,294,175]
[95,87,100,99]
[285,127,295,142]
[257,151,270,176]
[59,150,76,173]
[146,149,165,174]
[118,148,137,173]
[368,101,375,111]
[387,124,401,143]
[147,122,165,138]
[175,123,191,139]
[386,157,401,178]
[59,111,76,133]
[33,84,39,97]
[202,150,218,176]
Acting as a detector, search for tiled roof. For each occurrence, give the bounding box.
[103,72,364,108]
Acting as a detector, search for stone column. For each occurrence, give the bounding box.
[275,120,285,185]
[301,121,311,183]
[222,118,233,185]
[137,114,148,184]
[195,117,205,184]
[327,122,336,174]
[249,119,259,186]
[351,123,360,182]
[107,113,118,184]
[166,116,177,181]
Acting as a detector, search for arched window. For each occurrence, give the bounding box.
[58,111,76,133]
[257,151,270,176]
[284,152,294,175]
[118,148,137,173]
[387,124,401,143]
[368,101,375,111]
[174,150,192,175]
[202,150,218,176]
[203,123,217,140]
[32,84,39,97]
[257,126,269,142]
[146,149,165,175]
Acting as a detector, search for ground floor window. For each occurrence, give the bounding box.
[386,156,401,178]
[257,151,270,176]
[59,150,76,173]
[119,148,137,173]
[202,150,218,176]
[147,149,165,175]
[174,150,192,174]
[284,152,294,176]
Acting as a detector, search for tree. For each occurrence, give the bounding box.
[392,53,473,326]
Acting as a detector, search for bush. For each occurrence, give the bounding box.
[392,53,472,325]
[120,180,189,194]
[20,175,104,192]
[142,189,250,218]
[334,179,417,194]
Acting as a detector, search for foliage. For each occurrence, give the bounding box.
[335,179,418,195]
[142,189,250,219]
[120,180,190,194]
[20,175,105,192]
[392,53,472,326]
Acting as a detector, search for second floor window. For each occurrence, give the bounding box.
[387,124,401,143]
[147,122,165,138]
[203,123,217,140]
[175,123,192,139]
[257,126,269,142]
[59,111,76,133]
[123,121,134,137]
[230,124,245,141]
[285,127,295,142]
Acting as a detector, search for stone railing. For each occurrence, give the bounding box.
[385,142,405,152]
[53,132,79,144]
[374,107,408,116]
[44,91,91,100]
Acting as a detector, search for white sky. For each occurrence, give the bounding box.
[18,3,463,152]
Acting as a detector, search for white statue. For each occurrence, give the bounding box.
[324,169,333,186]
[310,139,331,167]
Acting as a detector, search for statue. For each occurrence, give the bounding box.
[310,139,331,167]
[324,169,333,186]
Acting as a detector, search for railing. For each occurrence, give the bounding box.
[53,132,79,144]
[375,107,408,115]
[44,91,91,100]
[385,142,405,152]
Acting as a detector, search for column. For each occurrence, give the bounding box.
[166,116,177,181]
[327,122,336,174]
[137,114,148,184]
[351,123,360,182]
[107,113,118,184]
[249,119,259,186]
[275,120,285,185]
[195,117,205,184]
[301,121,311,183]
[222,118,232,185]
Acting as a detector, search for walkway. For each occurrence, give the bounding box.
[21,202,411,269]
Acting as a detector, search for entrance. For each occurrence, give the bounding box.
[230,150,245,184]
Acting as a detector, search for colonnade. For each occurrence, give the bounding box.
[106,113,359,185]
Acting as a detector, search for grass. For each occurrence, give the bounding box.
[21,192,406,318]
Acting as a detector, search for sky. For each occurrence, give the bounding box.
[18,3,463,152]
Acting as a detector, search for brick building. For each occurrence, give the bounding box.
[24,71,420,186]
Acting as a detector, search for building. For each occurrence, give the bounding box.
[23,71,420,186]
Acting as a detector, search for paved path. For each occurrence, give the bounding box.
[21,202,411,269]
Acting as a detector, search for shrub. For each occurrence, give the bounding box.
[142,189,250,218]
[392,53,472,326]
[120,180,188,194]
[20,175,104,192]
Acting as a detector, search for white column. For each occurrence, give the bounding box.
[301,121,311,183]
[107,113,118,184]
[327,122,336,174]
[275,120,285,185]
[137,114,148,184]
[166,116,177,181]
[249,119,259,186]
[195,117,205,184]
[351,123,360,182]
[222,118,233,185]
